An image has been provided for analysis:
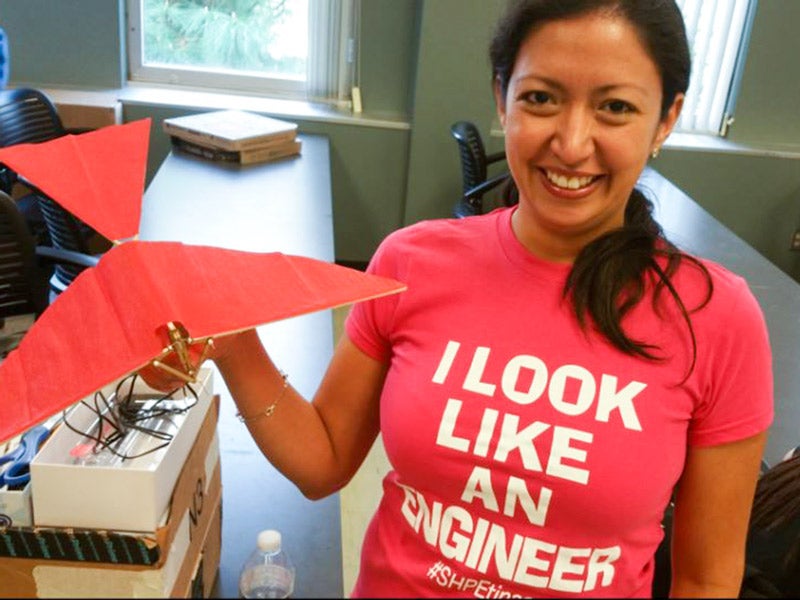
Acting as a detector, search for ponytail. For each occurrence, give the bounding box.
[564,189,713,377]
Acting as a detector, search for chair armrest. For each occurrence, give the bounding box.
[454,172,511,218]
[464,172,510,200]
[35,245,101,268]
[485,151,506,165]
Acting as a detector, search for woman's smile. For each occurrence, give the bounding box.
[540,167,603,197]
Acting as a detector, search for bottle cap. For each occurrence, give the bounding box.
[257,529,281,552]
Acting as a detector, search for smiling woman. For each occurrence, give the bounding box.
[186,1,774,598]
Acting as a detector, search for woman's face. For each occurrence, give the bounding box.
[496,12,682,262]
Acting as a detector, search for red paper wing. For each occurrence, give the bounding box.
[0,119,149,241]
[0,241,405,443]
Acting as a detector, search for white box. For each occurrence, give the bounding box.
[0,480,32,527]
[30,368,213,532]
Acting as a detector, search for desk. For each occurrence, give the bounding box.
[139,135,344,597]
[643,167,800,465]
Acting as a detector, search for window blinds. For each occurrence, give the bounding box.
[306,0,360,108]
[674,0,755,136]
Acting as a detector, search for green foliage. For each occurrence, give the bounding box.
[142,0,305,76]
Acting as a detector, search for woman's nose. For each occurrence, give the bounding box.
[550,107,595,166]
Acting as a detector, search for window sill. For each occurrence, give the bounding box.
[31,83,411,132]
[663,132,800,160]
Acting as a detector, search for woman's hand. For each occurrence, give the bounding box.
[138,329,251,392]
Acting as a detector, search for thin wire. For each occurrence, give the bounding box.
[63,374,200,462]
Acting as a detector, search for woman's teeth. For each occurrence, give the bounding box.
[546,170,596,190]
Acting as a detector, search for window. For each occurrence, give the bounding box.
[675,0,758,136]
[126,0,360,107]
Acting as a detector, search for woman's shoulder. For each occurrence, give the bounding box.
[673,254,764,323]
[366,209,509,280]
[694,257,754,301]
[378,209,506,253]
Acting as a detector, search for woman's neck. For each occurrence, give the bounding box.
[510,207,586,264]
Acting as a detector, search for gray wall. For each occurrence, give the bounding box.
[1,0,799,282]
[0,0,125,87]
[655,0,800,283]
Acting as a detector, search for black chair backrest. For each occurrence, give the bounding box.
[0,191,47,318]
[0,88,66,147]
[37,196,92,289]
[450,120,514,217]
[0,88,96,294]
[450,121,490,196]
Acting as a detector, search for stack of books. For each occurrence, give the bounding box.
[163,109,301,165]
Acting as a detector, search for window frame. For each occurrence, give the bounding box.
[125,0,360,105]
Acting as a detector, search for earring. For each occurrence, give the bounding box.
[651,147,660,159]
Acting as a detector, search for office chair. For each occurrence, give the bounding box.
[450,120,513,217]
[36,195,102,298]
[0,87,106,297]
[0,190,48,320]
[0,190,99,313]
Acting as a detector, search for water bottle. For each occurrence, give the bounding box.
[239,529,296,598]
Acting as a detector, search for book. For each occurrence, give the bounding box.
[170,135,302,165]
[162,109,298,152]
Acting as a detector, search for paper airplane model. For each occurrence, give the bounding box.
[0,118,405,443]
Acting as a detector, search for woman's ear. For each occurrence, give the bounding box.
[494,77,507,129]
[654,93,684,150]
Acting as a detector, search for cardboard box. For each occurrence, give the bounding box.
[0,394,221,598]
[39,88,122,131]
[0,313,35,361]
[30,369,214,532]
[172,493,222,599]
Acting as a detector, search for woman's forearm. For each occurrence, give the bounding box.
[213,329,384,499]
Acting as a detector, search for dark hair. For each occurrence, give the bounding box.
[490,0,691,119]
[749,453,800,586]
[489,0,711,374]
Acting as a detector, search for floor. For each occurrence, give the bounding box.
[332,306,391,595]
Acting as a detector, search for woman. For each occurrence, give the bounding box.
[153,0,774,596]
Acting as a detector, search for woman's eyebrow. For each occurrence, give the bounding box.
[512,74,564,91]
[513,74,651,96]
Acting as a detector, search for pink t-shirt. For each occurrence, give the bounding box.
[345,207,773,598]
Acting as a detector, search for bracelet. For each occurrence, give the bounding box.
[236,370,289,423]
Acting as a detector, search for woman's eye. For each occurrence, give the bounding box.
[524,91,552,105]
[603,100,635,114]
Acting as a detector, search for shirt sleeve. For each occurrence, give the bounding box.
[345,233,404,362]
[688,274,774,447]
